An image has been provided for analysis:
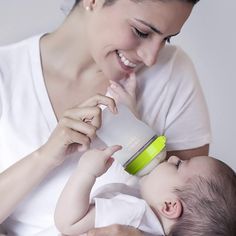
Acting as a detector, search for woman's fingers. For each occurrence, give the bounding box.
[123,73,137,96]
[55,125,90,147]
[62,128,91,152]
[63,106,102,129]
[79,94,117,113]
[43,94,119,164]
[109,73,136,97]
[63,95,118,129]
[59,117,97,140]
[108,81,127,104]
[108,76,139,119]
[108,80,135,107]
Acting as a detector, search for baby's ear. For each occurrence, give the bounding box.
[160,198,183,220]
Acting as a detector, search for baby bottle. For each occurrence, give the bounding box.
[96,104,167,176]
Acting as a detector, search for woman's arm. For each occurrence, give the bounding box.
[0,95,116,223]
[0,149,58,223]
[167,144,209,160]
[83,225,144,236]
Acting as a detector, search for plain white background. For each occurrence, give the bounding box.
[0,0,235,170]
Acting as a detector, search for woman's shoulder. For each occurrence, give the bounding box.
[138,45,198,88]
[138,45,195,81]
[136,45,200,109]
[0,34,42,65]
[155,44,194,70]
[0,34,43,80]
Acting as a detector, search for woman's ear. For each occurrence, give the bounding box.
[83,0,97,11]
[160,198,183,219]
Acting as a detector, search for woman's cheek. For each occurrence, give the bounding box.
[117,30,139,50]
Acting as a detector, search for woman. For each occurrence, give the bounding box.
[0,0,210,235]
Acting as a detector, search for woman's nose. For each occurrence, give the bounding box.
[137,40,163,67]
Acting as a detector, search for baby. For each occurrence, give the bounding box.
[54,146,236,236]
[55,75,236,236]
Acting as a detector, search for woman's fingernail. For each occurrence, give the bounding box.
[114,106,118,113]
[110,84,117,89]
[109,80,119,85]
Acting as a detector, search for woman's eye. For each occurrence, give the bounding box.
[134,28,149,39]
[164,36,171,43]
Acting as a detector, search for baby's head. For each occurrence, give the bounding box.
[139,155,236,236]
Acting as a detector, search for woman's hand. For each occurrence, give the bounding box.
[108,73,140,118]
[39,94,117,166]
[79,225,144,236]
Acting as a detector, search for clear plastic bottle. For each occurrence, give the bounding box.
[97,104,167,176]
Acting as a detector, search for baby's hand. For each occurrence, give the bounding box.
[108,73,140,118]
[78,145,122,178]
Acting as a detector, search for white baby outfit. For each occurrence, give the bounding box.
[91,182,164,236]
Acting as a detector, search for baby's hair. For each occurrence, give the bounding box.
[169,159,236,236]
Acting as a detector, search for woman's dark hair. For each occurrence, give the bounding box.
[74,0,200,7]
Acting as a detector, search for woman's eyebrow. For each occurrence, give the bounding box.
[134,18,180,37]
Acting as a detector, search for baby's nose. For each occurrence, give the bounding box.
[168,155,181,164]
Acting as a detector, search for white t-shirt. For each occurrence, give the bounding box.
[0,35,211,235]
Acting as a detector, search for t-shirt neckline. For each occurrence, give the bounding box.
[29,34,58,131]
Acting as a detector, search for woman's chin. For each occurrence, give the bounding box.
[109,69,131,81]
[101,60,135,81]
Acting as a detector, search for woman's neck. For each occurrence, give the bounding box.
[40,10,100,82]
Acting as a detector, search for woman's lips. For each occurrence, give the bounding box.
[116,50,137,73]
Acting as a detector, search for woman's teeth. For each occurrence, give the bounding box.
[117,51,137,68]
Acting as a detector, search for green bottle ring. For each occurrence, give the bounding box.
[125,136,166,175]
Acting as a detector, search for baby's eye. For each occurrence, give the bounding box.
[134,28,149,39]
[176,160,182,169]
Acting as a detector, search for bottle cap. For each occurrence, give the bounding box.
[125,136,166,175]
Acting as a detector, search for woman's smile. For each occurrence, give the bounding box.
[115,50,138,73]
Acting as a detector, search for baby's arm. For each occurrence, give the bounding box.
[54,145,121,235]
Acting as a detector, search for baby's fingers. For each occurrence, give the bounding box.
[103,145,122,157]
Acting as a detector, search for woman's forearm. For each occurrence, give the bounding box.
[0,148,57,223]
